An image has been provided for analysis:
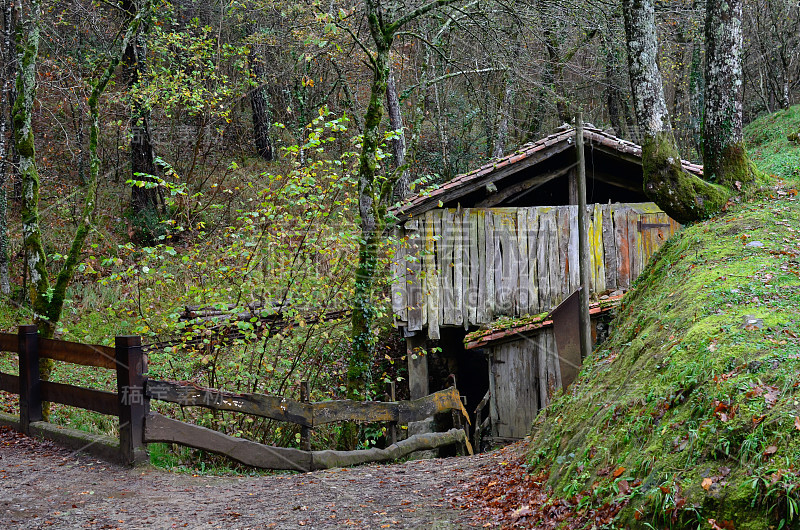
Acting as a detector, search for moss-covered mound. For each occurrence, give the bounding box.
[527,110,800,529]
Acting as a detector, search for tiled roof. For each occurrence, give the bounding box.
[393,126,703,219]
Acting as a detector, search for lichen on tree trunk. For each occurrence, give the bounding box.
[0,0,14,295]
[702,0,758,189]
[622,0,730,224]
[341,0,461,450]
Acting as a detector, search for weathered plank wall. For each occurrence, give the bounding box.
[392,203,678,338]
[488,329,559,439]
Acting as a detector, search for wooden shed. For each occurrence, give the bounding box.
[391,125,700,442]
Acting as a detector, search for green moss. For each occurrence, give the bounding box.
[526,112,800,527]
[642,131,731,224]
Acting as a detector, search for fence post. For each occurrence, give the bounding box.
[18,324,41,434]
[116,335,148,465]
[386,381,397,445]
[300,381,311,451]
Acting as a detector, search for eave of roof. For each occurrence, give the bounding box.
[393,126,703,220]
[463,295,623,350]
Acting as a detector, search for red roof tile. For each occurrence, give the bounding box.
[393,126,703,219]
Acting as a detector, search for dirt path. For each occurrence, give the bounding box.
[0,427,511,529]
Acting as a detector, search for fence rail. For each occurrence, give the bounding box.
[0,325,471,470]
[146,379,469,427]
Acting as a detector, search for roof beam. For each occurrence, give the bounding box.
[478,163,577,207]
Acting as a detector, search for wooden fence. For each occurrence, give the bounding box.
[0,325,147,464]
[0,325,470,470]
[391,203,678,338]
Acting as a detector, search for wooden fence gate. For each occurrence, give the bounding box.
[0,325,471,469]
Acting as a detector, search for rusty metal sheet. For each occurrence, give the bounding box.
[549,289,582,391]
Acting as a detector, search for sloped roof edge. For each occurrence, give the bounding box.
[393,126,703,219]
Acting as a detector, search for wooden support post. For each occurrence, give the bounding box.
[116,335,148,465]
[386,381,397,445]
[300,381,311,451]
[406,333,428,400]
[576,115,592,360]
[18,324,41,434]
[568,167,578,205]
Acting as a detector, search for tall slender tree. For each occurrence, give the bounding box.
[338,0,461,448]
[15,0,152,339]
[123,0,160,233]
[0,0,15,295]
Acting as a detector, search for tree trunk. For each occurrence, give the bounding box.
[622,0,729,224]
[0,0,15,295]
[14,0,52,329]
[702,0,757,188]
[249,41,273,162]
[492,77,513,158]
[688,41,704,155]
[123,0,159,224]
[386,68,410,200]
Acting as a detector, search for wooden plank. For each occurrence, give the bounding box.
[592,204,606,294]
[453,209,464,327]
[546,330,558,402]
[405,220,424,332]
[314,387,469,425]
[557,207,571,302]
[390,227,407,323]
[40,381,119,416]
[484,209,495,321]
[494,212,517,315]
[424,211,439,339]
[0,371,19,394]
[627,209,641,283]
[148,379,314,427]
[437,210,449,325]
[536,333,548,410]
[527,208,540,314]
[567,205,579,293]
[475,210,486,324]
[613,207,631,290]
[546,208,561,308]
[469,210,480,325]
[145,412,313,471]
[493,212,504,315]
[517,209,529,313]
[602,204,618,290]
[536,209,552,310]
[488,354,499,437]
[439,210,453,325]
[0,333,16,353]
[39,338,116,369]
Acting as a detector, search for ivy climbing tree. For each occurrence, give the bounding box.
[337,0,462,448]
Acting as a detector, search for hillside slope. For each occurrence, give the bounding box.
[520,108,800,528]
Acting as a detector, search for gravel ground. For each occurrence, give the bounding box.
[0,427,511,529]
